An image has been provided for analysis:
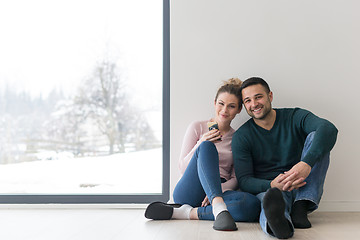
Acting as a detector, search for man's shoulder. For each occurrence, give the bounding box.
[276,107,312,119]
[276,107,310,114]
[234,119,254,137]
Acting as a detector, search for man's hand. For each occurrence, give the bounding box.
[273,161,311,191]
[285,161,311,183]
[271,172,302,191]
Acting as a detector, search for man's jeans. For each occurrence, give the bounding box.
[173,141,260,222]
[256,132,330,236]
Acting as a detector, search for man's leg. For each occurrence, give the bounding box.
[291,132,330,228]
[257,188,294,239]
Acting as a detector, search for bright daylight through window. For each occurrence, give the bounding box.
[0,0,169,203]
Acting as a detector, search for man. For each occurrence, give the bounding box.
[232,77,338,239]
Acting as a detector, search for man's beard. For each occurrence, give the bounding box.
[247,104,271,120]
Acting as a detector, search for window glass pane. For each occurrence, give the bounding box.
[0,0,164,197]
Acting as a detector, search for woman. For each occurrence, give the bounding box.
[145,78,260,231]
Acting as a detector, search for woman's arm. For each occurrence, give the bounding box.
[221,168,238,192]
[178,121,204,174]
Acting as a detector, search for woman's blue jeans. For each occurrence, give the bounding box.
[257,132,330,236]
[173,141,260,221]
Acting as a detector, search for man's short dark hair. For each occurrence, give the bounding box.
[240,77,271,94]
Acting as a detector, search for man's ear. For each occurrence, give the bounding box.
[269,91,273,102]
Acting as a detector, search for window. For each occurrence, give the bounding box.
[0,0,169,203]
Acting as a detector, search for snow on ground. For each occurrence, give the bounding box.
[0,148,162,194]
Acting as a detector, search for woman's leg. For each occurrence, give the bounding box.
[146,141,217,221]
[173,141,223,206]
[197,190,261,222]
[173,141,237,230]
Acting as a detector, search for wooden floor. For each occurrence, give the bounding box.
[0,209,359,240]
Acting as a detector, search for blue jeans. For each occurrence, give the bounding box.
[173,141,260,221]
[257,132,330,236]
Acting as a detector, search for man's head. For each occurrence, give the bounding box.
[240,77,273,120]
[240,77,271,94]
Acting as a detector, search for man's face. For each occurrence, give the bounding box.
[241,84,273,120]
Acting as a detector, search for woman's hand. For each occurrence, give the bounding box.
[201,129,222,143]
[201,196,210,207]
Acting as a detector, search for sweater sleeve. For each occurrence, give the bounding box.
[178,121,203,174]
[295,108,338,167]
[232,130,271,195]
[221,167,238,192]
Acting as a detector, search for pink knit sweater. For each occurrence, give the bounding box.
[178,120,238,192]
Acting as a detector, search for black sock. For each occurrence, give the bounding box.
[291,200,312,229]
[263,188,293,239]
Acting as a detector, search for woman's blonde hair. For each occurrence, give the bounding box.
[215,78,243,108]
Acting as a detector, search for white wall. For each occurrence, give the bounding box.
[170,0,360,211]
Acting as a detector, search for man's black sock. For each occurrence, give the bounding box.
[263,188,293,239]
[291,200,312,229]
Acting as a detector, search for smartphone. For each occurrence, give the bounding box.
[207,121,219,131]
[207,121,221,141]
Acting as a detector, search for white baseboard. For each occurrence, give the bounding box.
[1,202,360,212]
[318,201,360,212]
[0,204,148,209]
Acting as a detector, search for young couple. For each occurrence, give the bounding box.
[145,77,338,239]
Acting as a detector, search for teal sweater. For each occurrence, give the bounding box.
[232,108,338,195]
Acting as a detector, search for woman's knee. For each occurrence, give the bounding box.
[173,185,187,205]
[199,140,216,151]
[197,141,219,165]
[173,186,203,207]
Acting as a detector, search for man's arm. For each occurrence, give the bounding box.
[233,133,306,193]
[279,109,338,189]
[232,131,271,195]
[299,110,338,167]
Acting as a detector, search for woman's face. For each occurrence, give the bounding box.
[214,92,242,125]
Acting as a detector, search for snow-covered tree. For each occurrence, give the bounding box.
[75,59,130,154]
[73,58,159,154]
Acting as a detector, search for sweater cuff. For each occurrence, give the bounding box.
[301,153,319,168]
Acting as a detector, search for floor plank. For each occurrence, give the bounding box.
[0,209,359,240]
